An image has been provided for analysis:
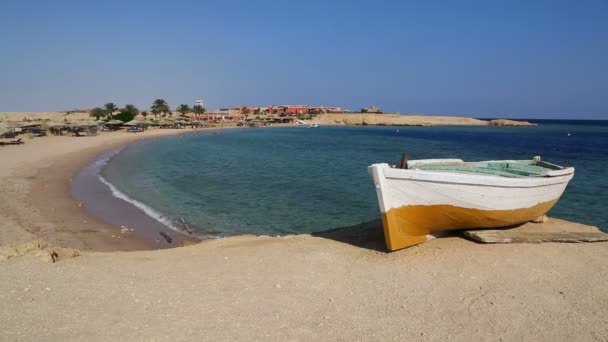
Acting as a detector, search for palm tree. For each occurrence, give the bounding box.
[141,111,149,119]
[151,99,170,118]
[124,104,139,116]
[177,104,191,117]
[104,103,118,120]
[90,107,105,120]
[193,105,206,115]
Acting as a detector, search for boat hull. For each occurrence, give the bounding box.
[369,163,574,251]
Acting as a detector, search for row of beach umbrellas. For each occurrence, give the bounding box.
[0,116,200,134]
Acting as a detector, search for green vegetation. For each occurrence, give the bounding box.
[114,104,140,122]
[104,103,118,120]
[151,99,170,118]
[193,105,206,115]
[124,104,139,116]
[177,104,191,117]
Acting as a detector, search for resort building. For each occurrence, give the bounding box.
[308,106,342,113]
[196,108,243,122]
[276,105,308,114]
[230,104,343,115]
[364,106,382,113]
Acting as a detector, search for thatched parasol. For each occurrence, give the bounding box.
[106,119,124,125]
[45,121,68,128]
[67,121,98,128]
[123,119,143,126]
[17,121,43,128]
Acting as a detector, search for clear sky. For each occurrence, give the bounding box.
[1,1,606,119]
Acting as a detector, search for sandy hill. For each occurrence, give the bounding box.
[311,113,489,126]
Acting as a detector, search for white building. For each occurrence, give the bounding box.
[195,99,204,108]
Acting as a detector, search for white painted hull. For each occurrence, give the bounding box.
[368,160,575,251]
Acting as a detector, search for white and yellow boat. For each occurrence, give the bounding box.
[368,156,574,251]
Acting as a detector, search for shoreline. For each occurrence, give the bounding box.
[1,123,603,252]
[0,127,218,251]
[1,124,297,251]
[70,144,201,249]
[1,123,607,340]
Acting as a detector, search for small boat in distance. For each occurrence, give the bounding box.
[368,156,575,251]
[309,123,320,128]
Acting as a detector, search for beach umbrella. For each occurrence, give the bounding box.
[45,121,67,128]
[123,119,142,126]
[18,121,42,128]
[66,122,80,128]
[67,121,97,128]
[106,119,124,125]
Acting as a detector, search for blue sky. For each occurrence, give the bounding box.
[1,1,606,119]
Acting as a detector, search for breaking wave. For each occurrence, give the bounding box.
[94,148,181,232]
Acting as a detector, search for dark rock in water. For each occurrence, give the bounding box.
[159,232,173,243]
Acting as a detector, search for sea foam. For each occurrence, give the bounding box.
[94,148,181,232]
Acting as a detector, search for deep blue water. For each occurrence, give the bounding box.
[103,121,608,236]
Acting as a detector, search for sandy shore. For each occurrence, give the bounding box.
[1,124,607,341]
[1,221,607,341]
[0,128,204,251]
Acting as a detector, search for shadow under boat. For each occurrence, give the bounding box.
[311,218,529,253]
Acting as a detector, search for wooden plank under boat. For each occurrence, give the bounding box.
[368,156,575,251]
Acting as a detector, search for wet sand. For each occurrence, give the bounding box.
[0,128,206,251]
[69,142,201,249]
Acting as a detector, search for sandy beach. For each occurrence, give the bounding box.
[0,128,203,250]
[1,124,607,341]
[2,0,606,338]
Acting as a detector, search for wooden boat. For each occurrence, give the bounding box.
[368,156,575,251]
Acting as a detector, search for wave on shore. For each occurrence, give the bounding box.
[93,148,182,232]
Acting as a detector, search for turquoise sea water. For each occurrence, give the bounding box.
[103,121,608,236]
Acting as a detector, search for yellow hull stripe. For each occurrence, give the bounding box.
[381,199,558,251]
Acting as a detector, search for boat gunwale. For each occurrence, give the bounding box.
[373,163,575,188]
